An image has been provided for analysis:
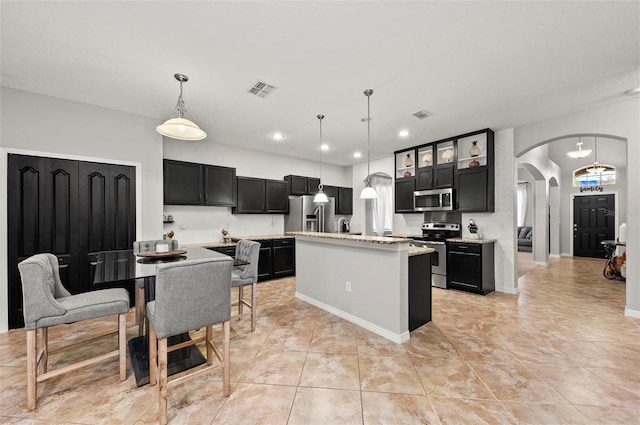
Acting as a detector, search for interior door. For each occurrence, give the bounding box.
[573,194,615,258]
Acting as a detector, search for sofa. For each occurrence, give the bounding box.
[518,226,533,252]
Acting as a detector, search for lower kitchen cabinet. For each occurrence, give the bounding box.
[211,238,295,282]
[409,253,432,331]
[447,241,494,295]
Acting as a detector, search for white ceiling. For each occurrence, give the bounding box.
[2,1,638,166]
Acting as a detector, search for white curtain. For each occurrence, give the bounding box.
[517,182,528,227]
[370,173,393,236]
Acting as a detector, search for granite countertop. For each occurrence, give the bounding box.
[183,241,237,248]
[231,234,295,242]
[289,231,412,245]
[408,246,435,256]
[447,237,497,244]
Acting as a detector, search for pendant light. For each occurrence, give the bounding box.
[566,136,592,159]
[156,73,207,141]
[313,114,329,203]
[587,136,605,174]
[360,89,377,199]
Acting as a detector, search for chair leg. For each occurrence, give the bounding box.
[206,326,213,366]
[251,282,256,332]
[135,284,145,336]
[26,329,37,411]
[149,324,158,386]
[222,320,230,397]
[159,338,168,425]
[118,313,127,381]
[37,327,48,374]
[238,286,243,314]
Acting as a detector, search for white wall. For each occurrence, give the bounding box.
[515,98,640,317]
[0,87,164,332]
[163,139,352,244]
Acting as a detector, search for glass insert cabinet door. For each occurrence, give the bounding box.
[457,132,488,169]
[395,150,416,179]
[417,145,434,168]
[435,140,455,165]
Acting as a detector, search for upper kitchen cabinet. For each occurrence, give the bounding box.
[433,140,455,189]
[164,159,236,207]
[164,159,203,205]
[395,148,416,180]
[337,187,353,215]
[235,177,289,214]
[204,164,236,207]
[395,177,417,213]
[456,129,494,212]
[284,175,320,195]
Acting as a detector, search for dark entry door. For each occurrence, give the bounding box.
[573,194,615,258]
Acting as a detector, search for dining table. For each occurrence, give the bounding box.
[93,246,238,386]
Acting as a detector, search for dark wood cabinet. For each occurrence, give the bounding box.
[457,168,488,212]
[284,175,320,195]
[204,165,236,207]
[416,167,433,190]
[272,238,295,277]
[164,159,236,207]
[337,187,353,215]
[395,178,416,213]
[434,164,455,189]
[235,177,266,213]
[253,239,273,281]
[323,185,339,200]
[265,179,289,213]
[409,253,432,331]
[455,129,495,212]
[163,160,203,205]
[447,241,495,295]
[7,154,136,329]
[235,177,289,214]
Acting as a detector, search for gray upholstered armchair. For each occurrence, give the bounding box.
[147,256,233,425]
[132,239,179,335]
[232,239,260,331]
[18,253,129,411]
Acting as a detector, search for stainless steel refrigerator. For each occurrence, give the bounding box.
[285,195,336,233]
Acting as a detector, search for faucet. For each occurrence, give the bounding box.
[338,217,347,233]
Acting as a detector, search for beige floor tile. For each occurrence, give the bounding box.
[410,356,494,400]
[356,329,409,358]
[299,352,360,390]
[288,387,362,425]
[361,391,438,425]
[501,401,592,425]
[211,382,296,425]
[309,325,358,355]
[448,336,518,363]
[574,405,640,424]
[263,327,313,351]
[429,397,519,425]
[240,349,306,385]
[358,356,425,395]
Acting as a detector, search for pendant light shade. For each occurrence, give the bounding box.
[566,137,592,159]
[313,114,329,203]
[156,74,206,141]
[360,89,378,200]
[586,136,605,174]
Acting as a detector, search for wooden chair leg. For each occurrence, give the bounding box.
[238,286,243,314]
[37,327,48,375]
[135,284,145,336]
[222,320,230,397]
[26,329,37,411]
[159,338,168,425]
[251,282,256,332]
[149,324,158,386]
[118,313,127,381]
[206,326,213,366]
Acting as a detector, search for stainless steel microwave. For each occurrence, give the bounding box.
[413,188,455,211]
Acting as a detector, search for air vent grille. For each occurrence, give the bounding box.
[248,80,277,98]
[413,109,433,119]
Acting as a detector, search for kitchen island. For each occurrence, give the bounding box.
[290,232,432,343]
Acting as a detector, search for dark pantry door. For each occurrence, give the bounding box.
[7,154,136,329]
[573,194,615,258]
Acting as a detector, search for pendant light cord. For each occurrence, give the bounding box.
[365,89,374,184]
[318,114,324,190]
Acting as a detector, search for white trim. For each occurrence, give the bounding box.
[533,260,548,266]
[295,291,410,344]
[495,285,519,295]
[549,254,561,258]
[624,308,640,319]
[1,147,143,333]
[561,252,573,257]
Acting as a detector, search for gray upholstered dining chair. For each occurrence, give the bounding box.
[132,239,179,336]
[147,256,232,425]
[232,240,260,331]
[18,253,129,411]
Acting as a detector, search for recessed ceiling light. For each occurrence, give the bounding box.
[625,87,640,96]
[353,151,362,158]
[399,130,410,138]
[321,144,329,151]
[272,132,284,140]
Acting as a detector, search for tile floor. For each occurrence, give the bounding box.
[1,255,638,424]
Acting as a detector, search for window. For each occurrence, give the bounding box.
[573,165,616,187]
[370,174,393,236]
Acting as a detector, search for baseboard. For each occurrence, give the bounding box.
[549,254,561,258]
[561,252,572,257]
[495,285,519,295]
[625,308,640,319]
[295,291,410,344]
[533,261,548,266]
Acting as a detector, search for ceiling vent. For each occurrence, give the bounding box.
[248,80,277,98]
[412,109,433,119]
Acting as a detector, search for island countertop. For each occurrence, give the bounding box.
[288,231,412,245]
[447,237,497,244]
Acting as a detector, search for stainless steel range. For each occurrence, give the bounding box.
[412,222,461,289]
